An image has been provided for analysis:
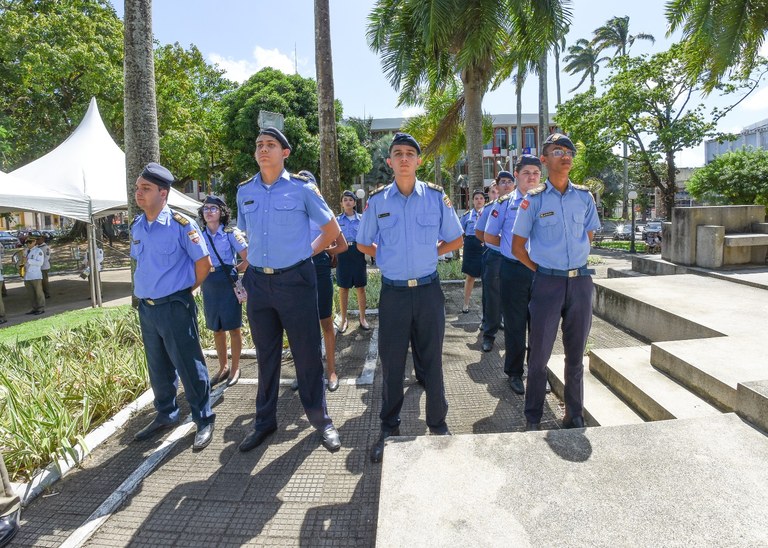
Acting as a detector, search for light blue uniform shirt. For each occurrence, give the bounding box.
[460,208,483,236]
[474,200,501,252]
[236,169,334,269]
[202,225,247,267]
[337,212,362,242]
[484,190,525,260]
[357,180,463,280]
[512,180,601,270]
[130,206,209,299]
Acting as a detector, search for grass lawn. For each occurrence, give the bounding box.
[0,305,130,345]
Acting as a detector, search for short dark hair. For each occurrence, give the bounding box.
[198,202,231,227]
[472,189,485,199]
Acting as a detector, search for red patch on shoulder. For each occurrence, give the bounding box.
[364,201,369,211]
[491,210,499,218]
[520,199,529,210]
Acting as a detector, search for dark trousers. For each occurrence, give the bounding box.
[481,249,503,341]
[243,261,331,432]
[378,278,448,431]
[500,258,534,378]
[525,273,593,423]
[138,291,214,428]
[0,452,20,517]
[42,269,50,297]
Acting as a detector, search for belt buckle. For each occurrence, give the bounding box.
[263,267,275,274]
[568,269,578,278]
[210,266,216,272]
[145,298,155,306]
[407,279,417,287]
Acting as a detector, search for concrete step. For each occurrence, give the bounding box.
[377,414,768,547]
[651,335,768,412]
[606,267,646,278]
[546,354,644,427]
[589,346,721,421]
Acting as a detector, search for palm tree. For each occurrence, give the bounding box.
[666,0,768,91]
[553,35,567,105]
[593,15,655,58]
[368,0,570,192]
[124,0,159,221]
[563,38,606,92]
[314,0,341,206]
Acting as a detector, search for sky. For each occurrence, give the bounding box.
[111,0,768,167]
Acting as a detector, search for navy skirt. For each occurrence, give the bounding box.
[201,269,243,331]
[313,252,334,320]
[336,245,367,288]
[462,235,484,277]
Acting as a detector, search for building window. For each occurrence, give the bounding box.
[483,157,495,180]
[509,130,517,151]
[483,138,493,151]
[524,127,536,149]
[493,128,507,150]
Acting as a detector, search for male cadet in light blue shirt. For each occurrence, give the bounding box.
[512,134,601,431]
[475,173,515,352]
[484,155,542,396]
[357,132,464,464]
[131,162,216,451]
[236,127,341,454]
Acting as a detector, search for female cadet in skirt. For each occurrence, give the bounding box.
[459,189,486,313]
[198,195,248,387]
[336,190,370,332]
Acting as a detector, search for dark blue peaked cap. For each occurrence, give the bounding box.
[259,127,292,151]
[141,162,175,188]
[389,132,421,154]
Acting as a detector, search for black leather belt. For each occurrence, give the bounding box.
[141,288,191,306]
[537,265,592,278]
[502,255,522,264]
[382,271,438,288]
[251,258,309,275]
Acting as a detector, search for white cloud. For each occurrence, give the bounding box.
[208,46,302,83]
[401,106,424,118]
[741,84,768,111]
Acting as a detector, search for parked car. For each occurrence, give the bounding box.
[643,221,663,235]
[613,224,632,240]
[0,230,21,249]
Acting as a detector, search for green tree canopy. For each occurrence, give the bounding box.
[0,0,124,169]
[220,67,370,207]
[686,148,768,206]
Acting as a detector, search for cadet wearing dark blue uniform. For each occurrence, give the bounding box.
[357,133,464,463]
[131,162,215,451]
[512,134,601,431]
[459,189,485,313]
[336,190,370,332]
[484,156,542,395]
[236,127,341,453]
[475,172,515,352]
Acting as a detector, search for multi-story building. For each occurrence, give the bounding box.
[705,117,768,163]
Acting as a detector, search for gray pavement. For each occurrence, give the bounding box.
[12,249,637,547]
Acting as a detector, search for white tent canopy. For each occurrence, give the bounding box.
[2,97,201,221]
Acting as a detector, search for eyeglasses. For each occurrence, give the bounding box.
[202,206,220,213]
[547,149,575,158]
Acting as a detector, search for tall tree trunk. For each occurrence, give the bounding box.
[537,52,549,156]
[664,152,677,218]
[462,66,485,192]
[554,49,562,106]
[622,141,629,218]
[314,0,341,207]
[515,74,524,160]
[124,0,159,220]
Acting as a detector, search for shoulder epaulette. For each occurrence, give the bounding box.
[426,182,444,193]
[369,184,388,197]
[238,178,252,187]
[223,226,234,233]
[498,192,513,203]
[172,212,190,226]
[291,172,310,182]
[572,183,590,191]
[527,184,547,196]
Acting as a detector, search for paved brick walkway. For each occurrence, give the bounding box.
[14,250,638,547]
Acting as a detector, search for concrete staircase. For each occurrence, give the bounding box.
[547,273,768,433]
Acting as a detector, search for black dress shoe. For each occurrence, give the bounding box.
[0,509,20,547]
[0,318,7,325]
[482,339,493,352]
[327,377,339,392]
[210,368,230,386]
[290,378,299,391]
[321,425,341,452]
[525,421,541,431]
[226,369,241,387]
[134,418,178,441]
[429,425,451,435]
[563,416,585,429]
[508,376,525,395]
[370,428,400,463]
[239,426,277,452]
[193,423,214,450]
[25,310,36,315]
[32,310,44,315]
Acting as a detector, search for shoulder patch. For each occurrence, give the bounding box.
[527,184,547,196]
[572,183,590,191]
[291,172,310,182]
[443,194,452,208]
[306,182,322,197]
[498,192,512,203]
[172,212,190,226]
[223,226,234,233]
[369,184,388,197]
[426,182,444,193]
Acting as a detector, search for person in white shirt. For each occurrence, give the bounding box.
[22,238,45,315]
[35,234,51,298]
